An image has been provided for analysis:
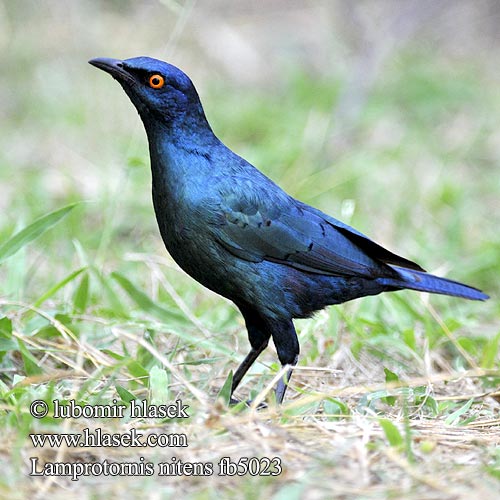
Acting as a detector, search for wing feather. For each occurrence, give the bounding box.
[214,193,406,278]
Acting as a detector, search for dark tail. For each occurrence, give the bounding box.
[379,266,489,301]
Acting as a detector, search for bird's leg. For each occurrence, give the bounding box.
[230,310,299,405]
[231,340,269,396]
[274,355,298,404]
[229,307,272,405]
[272,319,299,404]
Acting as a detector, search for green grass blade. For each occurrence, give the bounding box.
[379,418,404,448]
[111,271,185,323]
[16,338,43,376]
[149,365,170,404]
[0,203,80,264]
[0,317,17,361]
[73,272,90,313]
[32,267,87,308]
[90,267,128,317]
[216,370,233,405]
[116,385,136,404]
[444,398,474,426]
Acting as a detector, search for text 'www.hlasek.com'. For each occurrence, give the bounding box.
[28,399,282,481]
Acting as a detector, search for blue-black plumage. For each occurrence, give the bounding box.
[89,56,488,404]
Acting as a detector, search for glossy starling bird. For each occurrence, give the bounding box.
[89,56,488,403]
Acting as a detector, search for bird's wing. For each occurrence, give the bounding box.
[214,189,423,278]
[296,202,425,272]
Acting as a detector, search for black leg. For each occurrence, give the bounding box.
[272,320,299,404]
[274,355,298,404]
[231,340,268,394]
[229,307,299,405]
[229,306,270,403]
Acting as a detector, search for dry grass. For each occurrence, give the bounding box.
[1,315,498,499]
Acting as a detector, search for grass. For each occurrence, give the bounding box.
[0,2,499,498]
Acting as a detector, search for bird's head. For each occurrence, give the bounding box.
[89,56,207,131]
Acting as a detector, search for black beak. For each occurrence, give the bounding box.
[89,57,134,84]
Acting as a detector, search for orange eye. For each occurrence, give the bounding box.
[149,74,165,89]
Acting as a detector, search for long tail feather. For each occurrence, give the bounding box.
[379,266,489,301]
